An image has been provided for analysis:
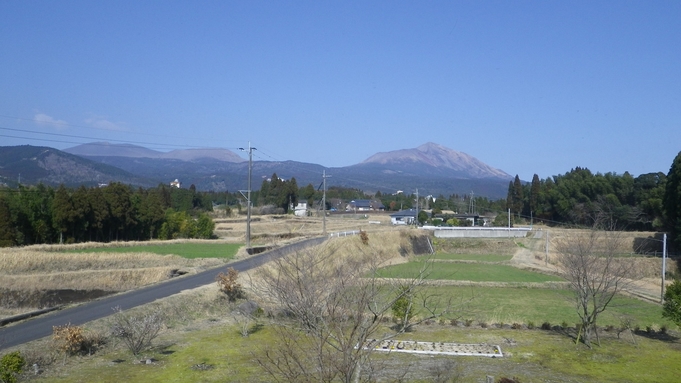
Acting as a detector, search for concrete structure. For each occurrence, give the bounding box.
[421,226,531,238]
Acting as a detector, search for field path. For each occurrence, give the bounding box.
[0,237,326,351]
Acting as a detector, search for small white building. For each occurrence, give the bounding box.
[390,209,418,225]
[170,179,181,188]
[294,201,308,217]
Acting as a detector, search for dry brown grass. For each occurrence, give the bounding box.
[0,246,225,316]
[214,213,398,244]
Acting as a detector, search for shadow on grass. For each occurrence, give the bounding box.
[633,329,679,343]
[249,323,265,335]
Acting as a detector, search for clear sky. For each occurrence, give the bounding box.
[1,1,679,181]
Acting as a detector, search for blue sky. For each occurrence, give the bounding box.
[1,0,679,181]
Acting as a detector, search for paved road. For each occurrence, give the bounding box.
[0,237,326,350]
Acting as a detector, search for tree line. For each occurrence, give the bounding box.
[0,183,217,246]
[504,168,666,231]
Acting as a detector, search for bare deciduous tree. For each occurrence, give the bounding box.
[110,306,164,356]
[253,240,460,383]
[556,228,638,347]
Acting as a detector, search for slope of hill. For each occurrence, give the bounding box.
[0,146,155,187]
[65,142,244,162]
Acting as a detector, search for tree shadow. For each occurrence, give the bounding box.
[633,329,679,343]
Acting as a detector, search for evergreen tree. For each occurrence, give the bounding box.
[52,185,74,244]
[506,181,514,211]
[0,197,15,247]
[664,151,681,249]
[512,175,524,217]
[529,174,540,216]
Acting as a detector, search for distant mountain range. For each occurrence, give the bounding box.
[0,142,513,199]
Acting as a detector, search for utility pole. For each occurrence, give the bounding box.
[545,230,549,266]
[239,143,256,250]
[415,188,419,226]
[662,233,667,303]
[322,170,330,235]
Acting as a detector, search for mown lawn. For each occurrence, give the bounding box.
[426,253,513,262]
[377,261,563,283]
[65,243,241,259]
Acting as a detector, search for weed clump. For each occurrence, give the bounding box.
[216,267,245,302]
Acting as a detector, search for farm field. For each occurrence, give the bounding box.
[422,285,671,328]
[377,260,564,283]
[63,242,241,259]
[430,253,513,262]
[3,227,680,382]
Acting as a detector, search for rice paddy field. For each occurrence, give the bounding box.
[62,242,242,259]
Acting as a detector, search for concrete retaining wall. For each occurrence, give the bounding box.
[422,227,531,238]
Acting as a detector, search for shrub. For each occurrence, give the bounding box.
[216,267,245,302]
[110,307,164,356]
[52,324,86,355]
[0,351,25,383]
[480,321,488,328]
[541,322,552,330]
[661,325,668,334]
[560,321,569,329]
[511,323,522,330]
[464,319,474,327]
[527,321,535,329]
[359,230,369,245]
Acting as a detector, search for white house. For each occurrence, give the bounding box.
[390,209,418,225]
[294,201,308,217]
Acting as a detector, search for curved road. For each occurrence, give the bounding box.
[0,237,326,350]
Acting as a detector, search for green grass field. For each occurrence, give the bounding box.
[65,243,241,259]
[423,285,672,328]
[37,322,681,383]
[427,253,513,262]
[377,261,564,283]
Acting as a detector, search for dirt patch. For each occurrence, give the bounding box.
[0,288,115,309]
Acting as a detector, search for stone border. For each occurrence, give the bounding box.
[368,339,503,358]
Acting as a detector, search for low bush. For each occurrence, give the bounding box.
[0,351,25,383]
[52,324,86,355]
[216,267,245,302]
[541,322,551,330]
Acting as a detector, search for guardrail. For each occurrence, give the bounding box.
[329,230,361,238]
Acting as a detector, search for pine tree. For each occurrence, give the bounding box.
[664,151,681,249]
[530,174,541,216]
[512,175,524,217]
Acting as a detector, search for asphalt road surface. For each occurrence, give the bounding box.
[0,237,326,350]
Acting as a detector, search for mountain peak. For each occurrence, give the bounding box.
[359,143,511,180]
